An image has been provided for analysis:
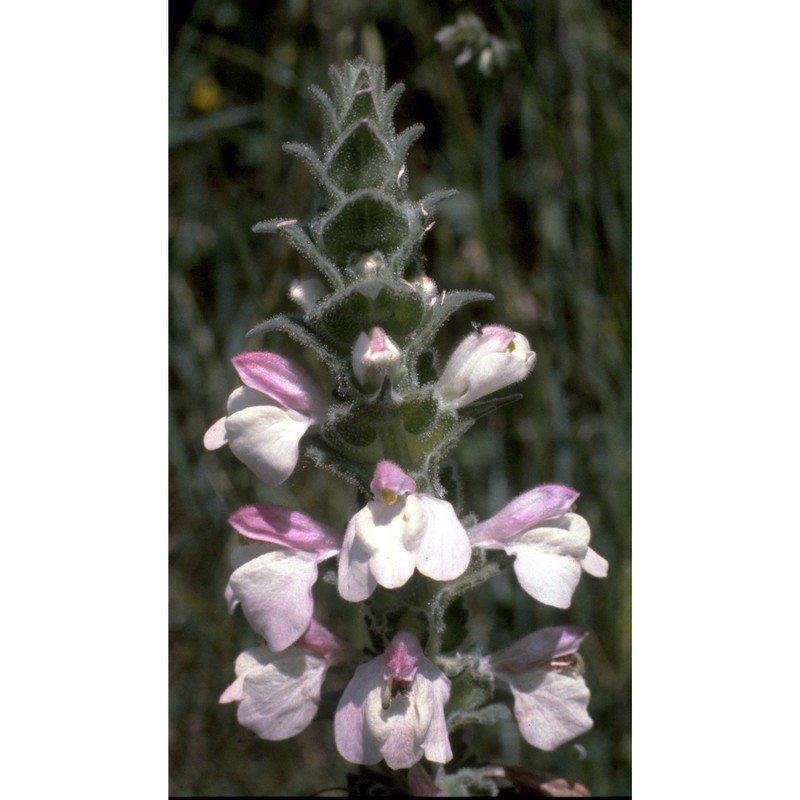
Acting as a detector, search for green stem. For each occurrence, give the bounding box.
[427,553,510,656]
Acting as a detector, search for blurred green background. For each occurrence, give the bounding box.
[169,0,630,795]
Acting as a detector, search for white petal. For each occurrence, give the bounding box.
[229,541,272,571]
[236,649,328,740]
[507,668,593,751]
[338,516,378,602]
[417,658,453,764]
[223,581,238,613]
[351,331,372,385]
[226,385,267,414]
[219,680,243,704]
[203,416,228,450]
[581,546,609,578]
[505,514,591,609]
[335,656,385,765]
[414,496,472,581]
[376,699,428,768]
[372,669,434,770]
[356,499,423,590]
[229,549,318,651]
[508,549,583,609]
[226,404,311,486]
[515,513,591,555]
[457,349,530,407]
[219,646,271,704]
[376,657,452,769]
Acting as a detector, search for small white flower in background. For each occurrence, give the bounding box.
[225,504,341,651]
[479,626,593,751]
[335,630,452,769]
[436,324,535,409]
[469,484,608,609]
[220,619,351,741]
[204,351,329,486]
[435,12,512,76]
[338,461,472,602]
[351,326,402,387]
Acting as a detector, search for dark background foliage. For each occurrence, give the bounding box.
[169,0,630,795]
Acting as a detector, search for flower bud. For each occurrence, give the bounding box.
[355,253,381,278]
[411,275,438,304]
[288,275,326,312]
[436,324,536,408]
[351,327,401,387]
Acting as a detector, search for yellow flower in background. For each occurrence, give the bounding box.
[190,75,222,112]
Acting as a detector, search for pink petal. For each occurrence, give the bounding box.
[408,765,445,797]
[229,504,341,559]
[483,626,589,676]
[384,631,423,682]
[232,351,328,419]
[297,618,352,663]
[370,460,417,500]
[469,484,580,547]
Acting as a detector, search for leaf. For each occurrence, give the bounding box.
[309,278,425,348]
[251,219,345,290]
[245,314,351,388]
[282,141,343,202]
[318,190,409,263]
[327,119,393,193]
[405,290,495,364]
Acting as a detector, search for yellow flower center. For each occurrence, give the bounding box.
[380,489,398,504]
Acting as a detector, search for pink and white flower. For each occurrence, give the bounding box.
[335,631,452,769]
[225,504,341,651]
[468,484,608,609]
[351,326,402,387]
[436,324,536,409]
[204,352,329,486]
[479,626,593,751]
[220,618,350,741]
[337,461,472,602]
